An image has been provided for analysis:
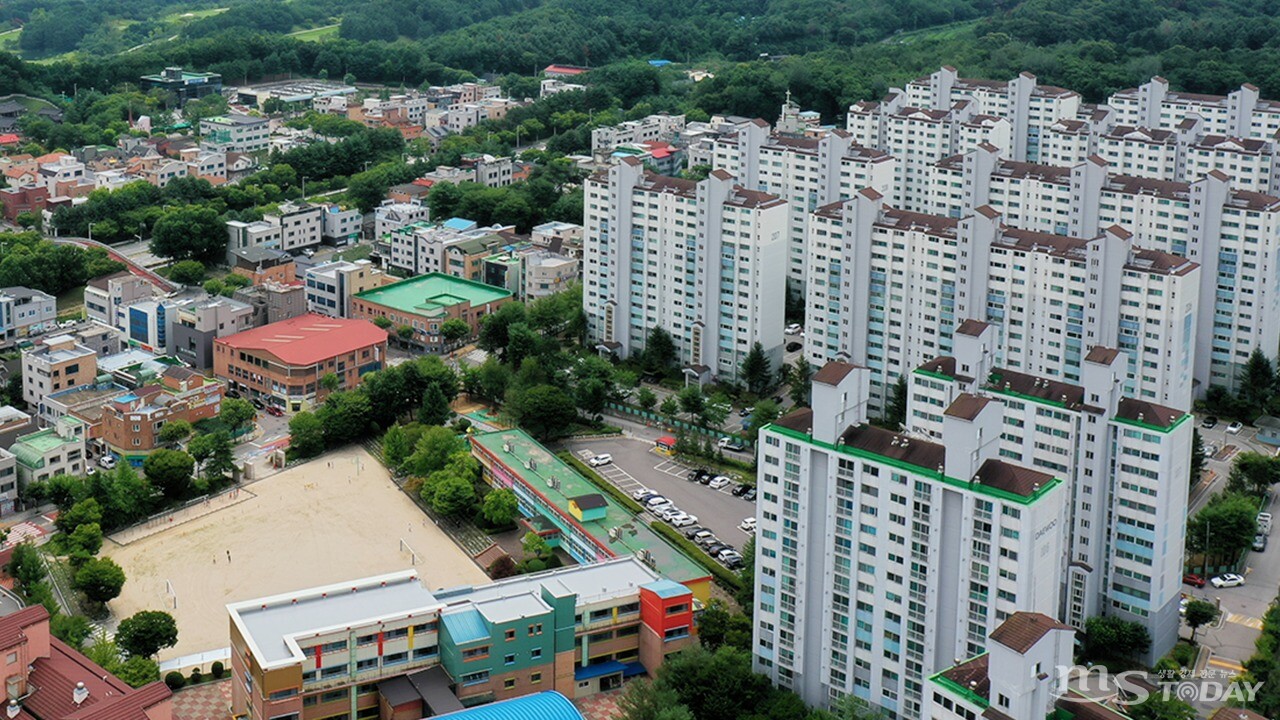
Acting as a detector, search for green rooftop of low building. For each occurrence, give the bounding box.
[469,429,709,586]
[354,273,511,318]
[11,418,82,468]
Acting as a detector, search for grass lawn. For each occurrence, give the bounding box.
[159,7,228,23]
[334,243,373,262]
[55,287,85,320]
[886,19,980,44]
[287,23,340,41]
[0,94,56,112]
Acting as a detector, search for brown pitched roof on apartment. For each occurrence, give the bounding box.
[987,367,1085,408]
[983,708,1016,720]
[1084,346,1121,364]
[1056,692,1130,720]
[878,208,959,236]
[1115,397,1184,428]
[989,611,1072,653]
[918,356,958,379]
[772,407,814,433]
[1104,174,1189,200]
[1229,188,1280,211]
[0,606,48,648]
[939,654,990,700]
[955,319,990,337]
[996,227,1091,258]
[944,394,991,421]
[86,271,134,290]
[813,361,859,386]
[838,424,946,471]
[973,459,1055,496]
[1106,125,1176,142]
[768,135,821,151]
[813,199,848,219]
[1127,247,1198,277]
[727,187,786,210]
[1196,135,1270,152]
[998,161,1072,182]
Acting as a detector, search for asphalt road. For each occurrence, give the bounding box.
[562,436,757,558]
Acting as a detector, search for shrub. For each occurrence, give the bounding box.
[488,556,517,579]
[523,558,546,573]
[189,668,203,684]
[650,522,743,591]
[164,671,186,690]
[211,661,225,678]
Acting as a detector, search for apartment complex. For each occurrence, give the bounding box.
[349,274,511,352]
[908,324,1191,661]
[803,189,1198,413]
[752,362,1066,716]
[381,220,509,278]
[0,286,55,346]
[228,559,695,720]
[931,147,1280,394]
[213,315,388,410]
[709,122,895,288]
[583,158,787,381]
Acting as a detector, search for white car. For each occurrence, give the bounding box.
[693,531,717,546]
[671,514,699,528]
[785,323,802,335]
[645,495,671,510]
[1211,573,1245,588]
[739,517,757,533]
[709,476,731,490]
[588,454,613,467]
[97,455,117,469]
[657,505,683,521]
[1227,421,1244,435]
[632,488,653,501]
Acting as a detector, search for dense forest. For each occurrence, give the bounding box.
[3,0,1280,126]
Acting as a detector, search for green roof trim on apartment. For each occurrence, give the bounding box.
[912,367,955,382]
[469,429,709,585]
[353,273,512,317]
[1112,412,1190,434]
[987,385,1068,409]
[763,423,1062,507]
[928,658,991,709]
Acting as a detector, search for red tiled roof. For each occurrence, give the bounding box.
[0,134,20,145]
[215,314,388,366]
[24,637,133,720]
[0,606,48,649]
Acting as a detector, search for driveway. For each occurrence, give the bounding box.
[562,437,756,558]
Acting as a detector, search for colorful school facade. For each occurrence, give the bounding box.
[228,559,695,720]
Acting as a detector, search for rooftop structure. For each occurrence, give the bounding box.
[215,314,388,367]
[353,273,512,319]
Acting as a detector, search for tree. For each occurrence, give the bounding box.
[157,420,192,445]
[506,385,579,441]
[167,261,206,285]
[488,555,518,579]
[677,385,706,421]
[75,557,126,604]
[143,449,195,500]
[441,318,470,348]
[477,302,528,358]
[636,387,657,411]
[1190,429,1206,488]
[480,489,519,527]
[100,465,153,528]
[320,373,342,393]
[1242,348,1276,414]
[115,656,160,689]
[188,431,234,479]
[747,400,781,441]
[426,472,475,517]
[740,342,772,395]
[382,425,411,469]
[50,614,92,648]
[7,543,44,591]
[317,391,374,445]
[642,327,677,374]
[116,611,179,658]
[1184,599,1219,642]
[659,395,680,424]
[789,357,813,407]
[619,679,689,720]
[697,600,752,651]
[65,522,103,562]
[56,497,102,534]
[1228,452,1280,497]
[289,411,325,458]
[1187,492,1259,563]
[522,531,551,560]
[405,426,463,476]
[1083,615,1151,663]
[220,398,256,431]
[419,383,452,426]
[883,375,908,428]
[373,315,393,330]
[575,378,610,416]
[149,206,225,263]
[1124,692,1196,720]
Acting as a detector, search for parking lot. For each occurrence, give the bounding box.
[562,437,757,565]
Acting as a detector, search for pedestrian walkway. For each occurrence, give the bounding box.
[1226,612,1264,630]
[1208,654,1246,675]
[574,688,626,720]
[107,487,255,546]
[170,679,231,720]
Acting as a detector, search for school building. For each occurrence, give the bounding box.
[349,274,511,353]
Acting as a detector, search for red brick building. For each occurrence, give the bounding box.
[0,185,48,222]
[0,606,172,720]
[213,314,388,411]
[100,366,224,459]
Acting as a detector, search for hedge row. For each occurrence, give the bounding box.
[557,452,647,514]
[556,451,744,592]
[649,521,744,591]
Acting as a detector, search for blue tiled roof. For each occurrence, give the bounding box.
[433,692,583,720]
[642,578,691,600]
[440,608,489,645]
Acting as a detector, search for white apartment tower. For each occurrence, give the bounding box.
[583,157,787,380]
[908,324,1191,664]
[710,120,895,288]
[753,362,1067,717]
[805,190,1198,414]
[931,146,1280,396]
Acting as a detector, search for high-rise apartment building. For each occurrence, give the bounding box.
[583,157,787,380]
[752,362,1067,717]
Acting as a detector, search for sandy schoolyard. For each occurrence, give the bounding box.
[105,446,488,661]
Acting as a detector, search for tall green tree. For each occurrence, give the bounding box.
[1184,600,1219,643]
[149,206,225,263]
[419,384,452,426]
[789,357,813,408]
[506,384,578,441]
[142,450,195,500]
[480,489,519,527]
[318,391,374,445]
[116,611,179,658]
[75,557,126,604]
[1243,349,1277,414]
[883,375,908,428]
[188,431,235,479]
[740,342,772,395]
[220,398,256,431]
[382,425,412,469]
[288,412,325,458]
[642,327,677,374]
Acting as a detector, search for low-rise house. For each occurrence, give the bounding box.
[320,204,363,245]
[374,199,430,238]
[234,282,307,326]
[21,335,97,417]
[304,260,387,318]
[200,114,270,153]
[11,415,86,484]
[0,287,56,347]
[172,296,256,371]
[230,246,297,285]
[84,272,157,326]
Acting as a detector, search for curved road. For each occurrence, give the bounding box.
[51,236,180,293]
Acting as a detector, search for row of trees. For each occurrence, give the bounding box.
[0,231,125,296]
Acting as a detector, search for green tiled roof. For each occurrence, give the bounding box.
[354,273,511,318]
[470,429,708,585]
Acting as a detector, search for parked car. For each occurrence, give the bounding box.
[657,505,683,521]
[1204,442,1217,458]
[698,473,714,485]
[588,453,613,467]
[682,525,706,539]
[724,557,745,570]
[1182,573,1207,588]
[645,495,671,510]
[1258,512,1273,535]
[632,488,655,501]
[85,466,96,476]
[739,517,757,533]
[1211,573,1245,588]
[732,484,751,497]
[718,437,746,451]
[1202,416,1219,429]
[1227,421,1244,434]
[718,548,741,562]
[265,405,284,417]
[671,514,698,528]
[694,532,718,546]
[98,455,117,469]
[738,407,753,418]
[785,323,803,335]
[688,468,710,482]
[225,389,242,399]
[742,488,757,502]
[705,543,729,556]
[251,398,265,410]
[709,476,732,490]
[785,342,803,353]
[1255,534,1269,552]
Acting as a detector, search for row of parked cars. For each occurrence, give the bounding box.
[629,488,746,569]
[685,467,757,501]
[631,489,700,529]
